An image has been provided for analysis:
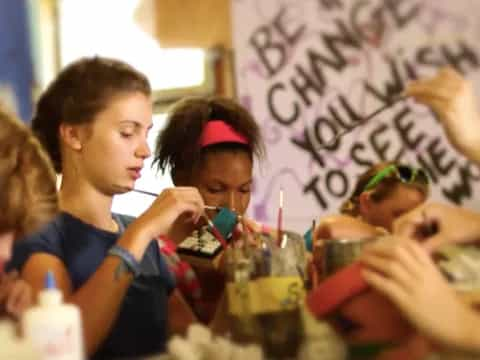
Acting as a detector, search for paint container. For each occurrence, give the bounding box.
[322,237,378,277]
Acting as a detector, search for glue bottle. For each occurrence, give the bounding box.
[22,271,84,360]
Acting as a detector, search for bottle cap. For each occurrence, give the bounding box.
[39,270,62,306]
[304,228,313,252]
[45,270,56,289]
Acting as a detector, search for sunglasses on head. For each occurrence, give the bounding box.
[363,164,429,192]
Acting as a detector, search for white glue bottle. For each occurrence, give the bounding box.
[22,271,85,360]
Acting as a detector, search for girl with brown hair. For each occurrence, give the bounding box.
[8,57,205,358]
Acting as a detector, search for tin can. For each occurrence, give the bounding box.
[321,237,378,277]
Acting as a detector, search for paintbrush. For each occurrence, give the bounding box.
[133,188,159,197]
[133,188,220,211]
[277,188,284,247]
[204,215,228,249]
[316,95,409,150]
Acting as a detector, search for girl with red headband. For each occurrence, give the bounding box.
[153,96,266,323]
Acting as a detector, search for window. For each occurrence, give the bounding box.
[57,0,206,90]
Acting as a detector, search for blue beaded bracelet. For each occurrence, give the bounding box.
[107,245,141,277]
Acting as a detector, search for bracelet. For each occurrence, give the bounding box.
[107,245,141,277]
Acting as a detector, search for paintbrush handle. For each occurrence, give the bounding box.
[134,189,220,212]
[204,205,220,211]
[277,207,283,246]
[133,188,158,197]
[205,217,228,249]
[316,95,409,150]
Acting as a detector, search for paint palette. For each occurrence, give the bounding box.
[177,227,223,259]
[177,207,238,259]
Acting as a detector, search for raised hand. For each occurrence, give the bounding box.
[361,239,480,352]
[406,67,480,163]
[119,187,205,259]
[0,271,32,319]
[393,203,480,252]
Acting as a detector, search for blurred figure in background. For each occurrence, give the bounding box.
[361,67,480,355]
[314,161,429,243]
[0,104,58,319]
[312,162,429,277]
[340,161,429,232]
[407,67,480,164]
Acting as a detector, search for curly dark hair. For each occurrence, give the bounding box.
[32,56,151,173]
[153,96,265,181]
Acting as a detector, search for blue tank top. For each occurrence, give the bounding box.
[8,212,175,359]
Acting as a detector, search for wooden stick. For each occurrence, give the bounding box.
[205,216,228,249]
[133,188,158,197]
[133,189,220,211]
[316,95,409,150]
[277,188,284,246]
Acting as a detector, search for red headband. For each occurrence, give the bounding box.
[199,120,249,148]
